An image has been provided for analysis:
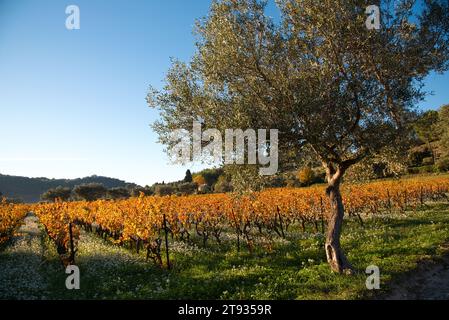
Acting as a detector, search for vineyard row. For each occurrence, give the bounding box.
[28,176,449,267]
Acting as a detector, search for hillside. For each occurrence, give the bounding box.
[0,174,138,203]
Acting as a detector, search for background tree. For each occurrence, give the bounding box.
[346,146,409,181]
[107,187,131,200]
[41,186,72,202]
[148,0,449,273]
[199,168,223,186]
[131,186,154,197]
[184,169,193,183]
[414,110,440,162]
[193,175,206,186]
[297,167,315,186]
[154,184,175,196]
[437,105,449,154]
[214,175,233,193]
[73,183,107,202]
[436,104,449,170]
[178,182,198,195]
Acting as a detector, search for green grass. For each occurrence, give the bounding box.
[39,201,449,300]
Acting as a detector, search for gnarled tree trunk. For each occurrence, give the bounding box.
[324,165,354,274]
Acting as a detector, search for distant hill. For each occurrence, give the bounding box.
[0,174,138,203]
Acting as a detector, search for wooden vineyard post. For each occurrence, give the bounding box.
[163,214,171,270]
[276,206,285,238]
[420,186,424,206]
[320,197,325,234]
[404,190,408,212]
[237,232,240,253]
[386,190,392,213]
[68,222,75,265]
[230,209,240,252]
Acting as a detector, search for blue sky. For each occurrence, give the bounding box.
[0,0,448,186]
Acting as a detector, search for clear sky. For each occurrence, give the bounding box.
[0,0,448,186]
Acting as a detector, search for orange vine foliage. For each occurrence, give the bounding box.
[33,201,80,258]
[0,199,29,245]
[30,176,449,257]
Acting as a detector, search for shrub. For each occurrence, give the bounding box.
[422,157,434,166]
[155,185,175,196]
[266,175,286,188]
[407,167,420,175]
[73,183,107,201]
[297,167,315,186]
[213,176,233,193]
[408,147,432,167]
[407,166,437,174]
[41,186,72,202]
[193,175,206,186]
[199,168,223,186]
[131,186,154,197]
[107,187,130,200]
[177,182,197,195]
[198,184,211,194]
[418,165,437,174]
[313,170,326,184]
[286,177,299,188]
[437,157,449,172]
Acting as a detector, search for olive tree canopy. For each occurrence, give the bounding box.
[148,0,449,273]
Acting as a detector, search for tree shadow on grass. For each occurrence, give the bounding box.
[0,251,62,300]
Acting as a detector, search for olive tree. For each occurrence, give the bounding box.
[73,183,107,202]
[148,0,449,273]
[41,186,72,202]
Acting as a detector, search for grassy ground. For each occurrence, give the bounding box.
[27,201,449,300]
[0,215,62,299]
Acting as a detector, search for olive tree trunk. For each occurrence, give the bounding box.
[324,165,354,274]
